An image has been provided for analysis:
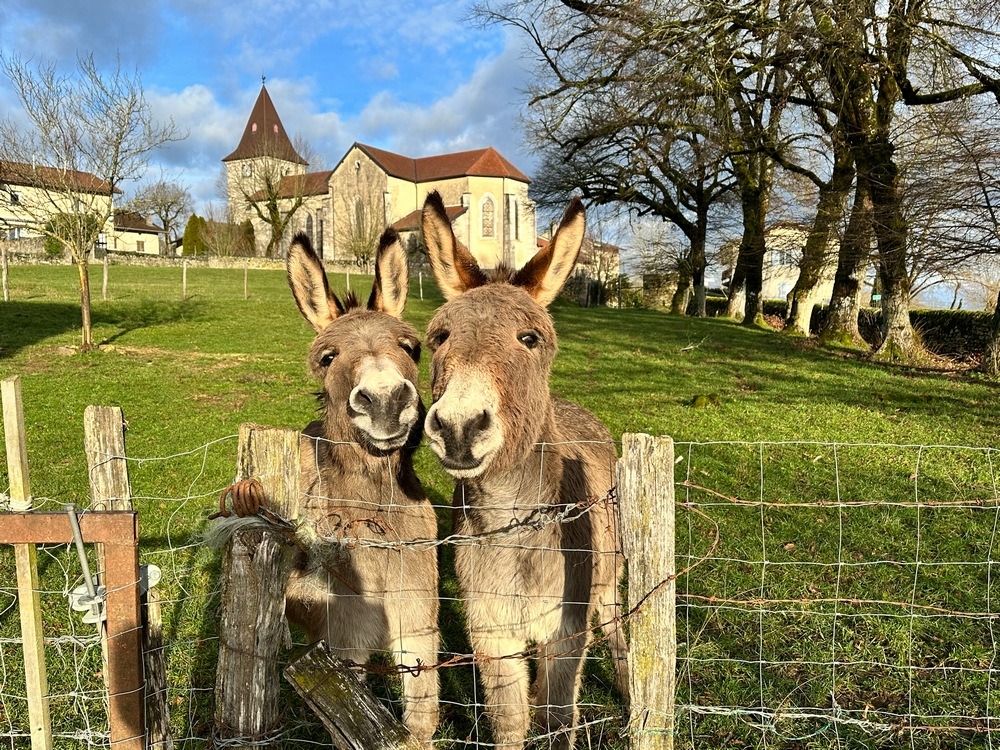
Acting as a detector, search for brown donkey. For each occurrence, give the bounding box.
[421,192,627,749]
[284,230,439,743]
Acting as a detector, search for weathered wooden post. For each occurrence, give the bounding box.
[618,433,675,750]
[285,642,421,750]
[2,376,53,750]
[214,424,300,747]
[84,405,173,749]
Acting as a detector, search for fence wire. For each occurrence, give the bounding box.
[2,438,999,748]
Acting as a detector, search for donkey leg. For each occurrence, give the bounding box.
[390,628,440,746]
[599,600,631,711]
[532,633,589,750]
[474,634,531,750]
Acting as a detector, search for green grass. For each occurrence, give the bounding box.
[0,262,998,748]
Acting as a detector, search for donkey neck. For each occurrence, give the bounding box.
[309,418,422,504]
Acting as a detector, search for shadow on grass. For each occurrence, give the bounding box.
[0,299,204,359]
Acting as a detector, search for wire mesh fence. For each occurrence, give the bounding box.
[675,440,1000,749]
[2,435,999,748]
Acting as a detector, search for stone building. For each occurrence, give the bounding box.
[223,84,537,268]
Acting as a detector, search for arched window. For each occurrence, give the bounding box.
[481,195,496,239]
[305,214,314,241]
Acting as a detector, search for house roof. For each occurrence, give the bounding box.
[249,169,333,201]
[114,210,164,234]
[222,85,307,165]
[354,143,531,184]
[392,205,467,232]
[1,160,119,195]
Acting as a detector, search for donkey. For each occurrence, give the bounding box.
[283,229,439,743]
[420,192,627,749]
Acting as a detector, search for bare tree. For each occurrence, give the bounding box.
[0,53,180,349]
[333,165,386,273]
[202,203,255,258]
[129,177,191,252]
[227,133,319,258]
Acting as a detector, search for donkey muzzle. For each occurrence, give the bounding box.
[348,361,419,448]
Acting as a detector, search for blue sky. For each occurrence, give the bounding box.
[0,0,534,210]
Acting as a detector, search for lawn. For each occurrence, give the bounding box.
[1,262,998,748]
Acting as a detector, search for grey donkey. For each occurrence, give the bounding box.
[231,229,440,743]
[420,192,628,749]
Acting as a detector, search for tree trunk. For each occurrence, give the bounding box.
[738,187,767,327]
[786,154,854,336]
[982,288,1000,376]
[861,141,923,361]
[822,181,872,348]
[670,273,692,314]
[77,258,94,351]
[691,217,708,317]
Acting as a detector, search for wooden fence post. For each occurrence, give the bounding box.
[2,240,11,302]
[84,405,173,749]
[214,424,300,747]
[618,433,675,750]
[2,376,53,750]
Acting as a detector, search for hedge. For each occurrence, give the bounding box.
[691,296,992,356]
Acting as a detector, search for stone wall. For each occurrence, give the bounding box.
[1,240,356,273]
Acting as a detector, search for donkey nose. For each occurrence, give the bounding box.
[350,380,416,424]
[427,406,494,457]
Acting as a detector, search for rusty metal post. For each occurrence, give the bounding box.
[0,512,144,750]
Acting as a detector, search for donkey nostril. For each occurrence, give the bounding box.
[431,410,445,433]
[356,389,373,406]
[474,410,491,432]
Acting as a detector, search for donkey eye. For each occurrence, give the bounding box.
[518,331,540,349]
[429,330,450,350]
[319,350,338,367]
[399,338,420,361]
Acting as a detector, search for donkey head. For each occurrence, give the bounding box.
[421,191,585,478]
[287,230,421,454]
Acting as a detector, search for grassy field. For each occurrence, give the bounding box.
[0,262,998,748]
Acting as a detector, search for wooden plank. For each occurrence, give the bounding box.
[618,433,676,750]
[143,589,174,750]
[214,425,300,746]
[84,405,172,748]
[284,642,421,750]
[0,512,138,545]
[103,517,145,750]
[84,405,132,511]
[2,375,53,750]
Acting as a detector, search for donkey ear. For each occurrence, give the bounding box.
[287,233,340,331]
[512,197,585,307]
[367,228,409,318]
[422,190,486,300]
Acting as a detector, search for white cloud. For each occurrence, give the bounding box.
[350,33,537,172]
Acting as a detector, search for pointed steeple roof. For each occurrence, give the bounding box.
[222,84,307,165]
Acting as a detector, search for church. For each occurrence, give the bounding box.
[222,84,538,269]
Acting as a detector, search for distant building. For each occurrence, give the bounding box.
[720,222,837,302]
[0,161,117,254]
[223,84,537,267]
[112,210,164,255]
